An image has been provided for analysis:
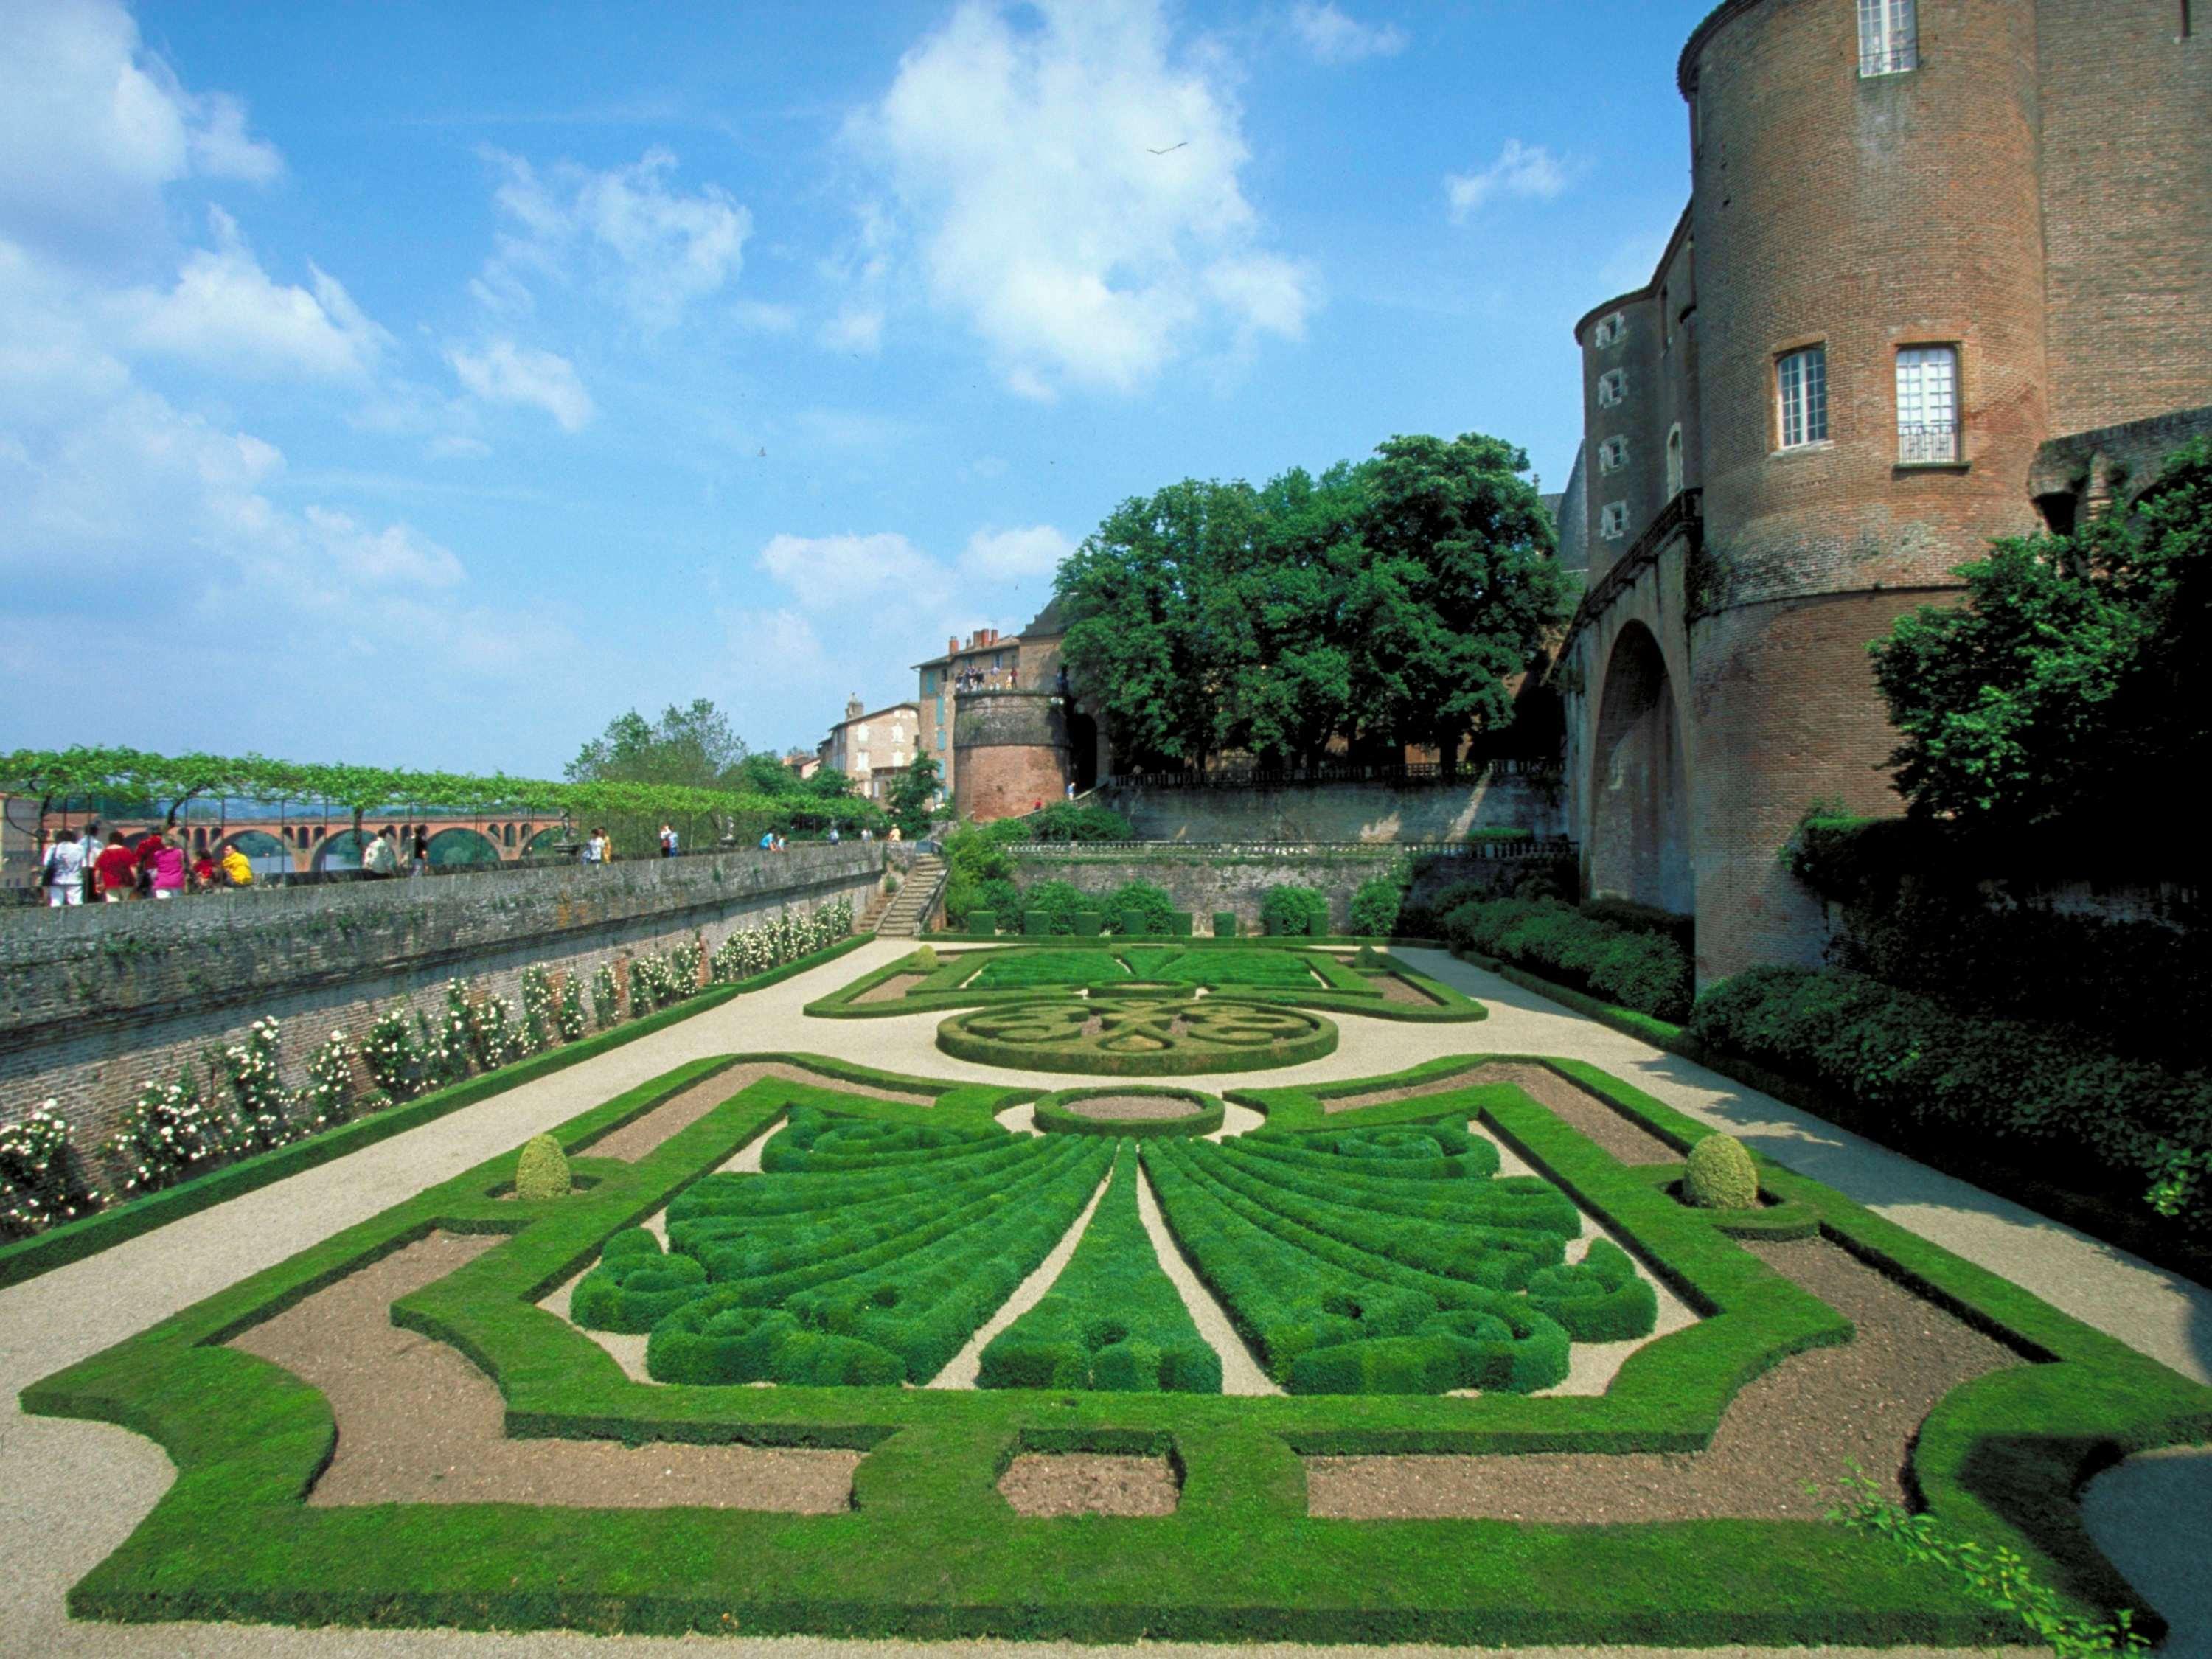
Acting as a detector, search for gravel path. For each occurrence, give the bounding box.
[1133,1158,1281,1396]
[926,1164,1113,1388]
[1,935,2205,1658]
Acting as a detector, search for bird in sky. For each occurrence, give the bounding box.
[1147,141,1187,155]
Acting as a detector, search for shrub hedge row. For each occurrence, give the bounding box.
[1031,1088,1225,1140]
[1686,964,2212,1237]
[979,1142,1221,1392]
[1442,896,1693,1021]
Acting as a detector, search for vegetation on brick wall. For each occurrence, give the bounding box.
[1259,883,1330,936]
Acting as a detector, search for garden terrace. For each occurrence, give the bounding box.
[21,1038,2210,1648]
[807,940,1485,1025]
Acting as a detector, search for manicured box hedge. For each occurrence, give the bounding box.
[1169,911,1194,936]
[24,1049,2210,1646]
[1442,896,1691,1022]
[1030,1085,1225,1140]
[1023,911,1050,936]
[1212,911,1237,938]
[1072,910,1105,936]
[967,910,997,936]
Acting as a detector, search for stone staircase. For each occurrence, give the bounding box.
[872,855,947,937]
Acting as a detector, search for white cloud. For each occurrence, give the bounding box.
[821,305,884,354]
[476,145,750,333]
[1289,3,1407,64]
[759,531,952,613]
[119,207,388,378]
[849,0,1315,396]
[1444,139,1572,223]
[0,0,279,261]
[426,434,493,461]
[959,524,1072,582]
[447,338,595,431]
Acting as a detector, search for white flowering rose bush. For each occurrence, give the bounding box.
[1,1102,100,1237]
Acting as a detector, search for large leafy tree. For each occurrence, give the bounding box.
[565,699,749,791]
[885,754,942,839]
[1871,438,2211,825]
[1054,432,1569,771]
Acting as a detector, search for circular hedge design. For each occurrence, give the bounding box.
[1032,1086,1226,1138]
[937,996,1337,1077]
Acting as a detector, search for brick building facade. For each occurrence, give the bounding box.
[1559,0,2211,984]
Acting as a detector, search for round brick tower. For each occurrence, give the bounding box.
[952,691,1071,823]
[1676,0,2052,978]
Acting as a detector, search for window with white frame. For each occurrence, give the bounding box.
[1858,0,1918,75]
[1775,346,1829,450]
[1592,313,1624,348]
[1598,436,1629,474]
[1666,425,1685,498]
[856,723,869,743]
[1600,501,1630,540]
[1896,346,1959,462]
[1597,368,1627,408]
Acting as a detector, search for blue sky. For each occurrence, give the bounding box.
[0,0,1708,775]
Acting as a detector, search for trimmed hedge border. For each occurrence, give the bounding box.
[1031,1086,1225,1139]
[936,998,1340,1078]
[0,932,873,1293]
[22,1051,2212,1644]
[1451,945,2212,1289]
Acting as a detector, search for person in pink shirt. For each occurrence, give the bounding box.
[146,832,188,899]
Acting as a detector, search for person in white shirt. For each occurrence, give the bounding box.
[42,831,87,906]
[362,829,400,879]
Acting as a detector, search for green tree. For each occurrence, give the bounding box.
[1871,438,2211,825]
[886,754,942,839]
[565,700,749,790]
[735,752,802,795]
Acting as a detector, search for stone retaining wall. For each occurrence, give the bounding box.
[1,846,884,1147]
[1095,774,1565,843]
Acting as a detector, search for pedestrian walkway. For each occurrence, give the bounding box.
[0,937,2202,1658]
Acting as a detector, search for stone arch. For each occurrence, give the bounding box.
[1588,621,1691,914]
[425,827,501,868]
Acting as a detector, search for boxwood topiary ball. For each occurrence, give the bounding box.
[1683,1133,1759,1210]
[515,1133,571,1201]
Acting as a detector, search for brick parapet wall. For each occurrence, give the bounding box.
[1,846,884,1150]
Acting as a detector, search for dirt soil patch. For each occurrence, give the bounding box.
[1305,1235,2021,1521]
[1368,973,1441,1007]
[1062,1094,1206,1121]
[1323,1062,1680,1167]
[232,1231,860,1511]
[855,973,931,1006]
[579,1062,936,1161]
[998,1453,1180,1517]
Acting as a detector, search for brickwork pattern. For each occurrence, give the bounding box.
[952,691,1070,823]
[1,848,882,1149]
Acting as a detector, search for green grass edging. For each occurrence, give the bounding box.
[936,999,1340,1077]
[1032,1087,1225,1139]
[0,933,874,1292]
[22,1051,2211,1646]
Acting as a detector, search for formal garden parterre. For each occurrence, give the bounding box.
[23,1003,2212,1649]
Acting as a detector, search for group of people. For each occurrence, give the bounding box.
[38,826,250,906]
[579,829,614,865]
[358,827,431,880]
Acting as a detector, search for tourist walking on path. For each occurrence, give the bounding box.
[149,834,187,899]
[94,832,136,902]
[361,828,400,880]
[410,828,429,877]
[220,843,254,888]
[41,831,86,906]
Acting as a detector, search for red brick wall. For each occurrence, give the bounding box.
[2038,0,2212,435]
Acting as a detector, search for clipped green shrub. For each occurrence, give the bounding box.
[912,945,939,972]
[514,1134,571,1201]
[1169,911,1194,936]
[1581,897,1695,954]
[1212,911,1238,939]
[1260,885,1330,937]
[1019,801,1135,841]
[1349,876,1403,938]
[1032,1086,1224,1140]
[1444,896,1692,1022]
[1073,911,1105,936]
[967,910,997,936]
[1688,964,2212,1236]
[1523,1238,1660,1340]
[1683,1134,1759,1210]
[1018,879,1088,935]
[1354,944,1385,970]
[571,1234,710,1332]
[1102,879,1175,936]
[1023,911,1051,936]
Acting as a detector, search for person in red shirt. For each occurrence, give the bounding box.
[94,832,138,902]
[192,849,220,891]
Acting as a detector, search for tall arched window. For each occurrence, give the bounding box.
[1665,425,1684,500]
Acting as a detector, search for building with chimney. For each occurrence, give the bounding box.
[819,696,919,804]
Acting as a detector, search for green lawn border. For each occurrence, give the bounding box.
[21,1048,2210,1644]
[809,940,1483,1026]
[1031,1085,1225,1139]
[0,933,873,1293]
[936,998,1341,1077]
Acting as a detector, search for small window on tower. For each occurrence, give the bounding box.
[1775,346,1829,450]
[1858,0,1918,75]
[1598,436,1630,474]
[1597,369,1627,408]
[1600,501,1630,540]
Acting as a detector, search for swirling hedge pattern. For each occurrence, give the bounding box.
[936,997,1338,1077]
[1141,1122,1657,1394]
